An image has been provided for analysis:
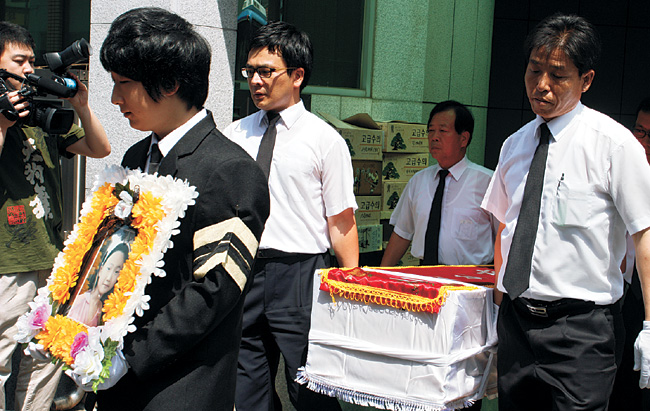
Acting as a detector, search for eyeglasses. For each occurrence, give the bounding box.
[241,67,296,79]
[632,128,650,140]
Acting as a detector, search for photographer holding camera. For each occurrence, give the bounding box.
[0,21,109,411]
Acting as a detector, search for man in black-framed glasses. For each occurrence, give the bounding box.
[224,21,357,411]
[241,66,297,79]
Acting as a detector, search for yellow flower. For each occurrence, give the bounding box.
[103,289,125,320]
[132,192,164,229]
[37,315,87,365]
[49,185,114,304]
[42,179,168,363]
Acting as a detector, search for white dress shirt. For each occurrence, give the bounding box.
[223,101,357,254]
[390,156,497,265]
[482,102,650,304]
[145,109,208,172]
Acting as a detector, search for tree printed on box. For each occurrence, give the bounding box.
[382,162,400,180]
[386,191,400,210]
[390,132,407,150]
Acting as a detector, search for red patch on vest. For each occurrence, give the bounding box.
[7,205,26,225]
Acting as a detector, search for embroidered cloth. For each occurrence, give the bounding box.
[320,266,492,314]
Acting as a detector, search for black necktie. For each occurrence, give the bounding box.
[148,143,163,174]
[256,112,280,180]
[422,168,449,265]
[503,123,551,298]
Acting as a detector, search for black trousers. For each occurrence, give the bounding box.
[235,251,341,411]
[498,294,624,411]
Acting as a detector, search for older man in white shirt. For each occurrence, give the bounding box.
[381,100,497,269]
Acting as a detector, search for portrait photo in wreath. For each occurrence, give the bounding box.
[62,225,137,327]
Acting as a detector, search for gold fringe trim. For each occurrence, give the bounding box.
[321,273,477,314]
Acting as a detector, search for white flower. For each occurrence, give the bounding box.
[14,299,52,343]
[119,191,133,204]
[87,326,103,347]
[101,315,134,349]
[92,165,128,191]
[14,314,38,343]
[32,291,51,306]
[114,201,133,219]
[135,294,151,317]
[71,346,104,384]
[113,191,134,219]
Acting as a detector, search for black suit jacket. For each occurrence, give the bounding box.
[97,112,269,411]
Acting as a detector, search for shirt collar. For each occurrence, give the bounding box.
[438,155,468,181]
[255,100,306,130]
[534,101,583,142]
[149,108,208,157]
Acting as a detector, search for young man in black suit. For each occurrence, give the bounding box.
[71,7,270,410]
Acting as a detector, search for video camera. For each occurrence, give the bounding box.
[0,38,92,134]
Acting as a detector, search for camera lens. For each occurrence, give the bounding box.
[43,38,93,75]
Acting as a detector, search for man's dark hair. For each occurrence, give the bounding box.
[0,21,35,57]
[428,100,475,146]
[637,97,650,116]
[248,21,313,90]
[524,13,600,75]
[100,7,211,110]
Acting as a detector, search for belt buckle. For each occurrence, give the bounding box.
[527,304,548,317]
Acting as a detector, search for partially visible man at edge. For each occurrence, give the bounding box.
[609,97,650,410]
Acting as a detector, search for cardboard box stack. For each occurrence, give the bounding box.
[381,181,407,220]
[320,113,431,258]
[320,112,384,254]
[379,120,429,222]
[377,121,428,154]
[379,119,430,263]
[355,196,381,226]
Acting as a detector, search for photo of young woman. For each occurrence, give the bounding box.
[67,242,128,327]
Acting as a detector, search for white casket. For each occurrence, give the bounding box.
[298,266,498,411]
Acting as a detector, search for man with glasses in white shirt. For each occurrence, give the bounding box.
[224,20,358,411]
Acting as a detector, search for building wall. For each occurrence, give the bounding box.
[86,0,239,191]
[311,0,495,167]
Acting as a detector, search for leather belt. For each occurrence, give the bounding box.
[256,249,329,260]
[256,248,300,259]
[513,297,599,319]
